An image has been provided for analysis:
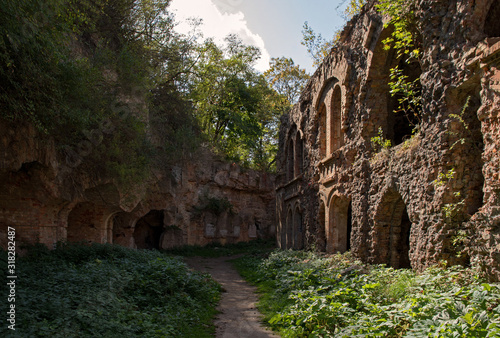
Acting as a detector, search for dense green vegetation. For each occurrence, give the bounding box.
[0,243,221,337]
[233,250,500,337]
[0,0,309,174]
[163,238,276,258]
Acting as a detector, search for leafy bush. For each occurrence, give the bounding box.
[0,243,221,337]
[233,250,500,337]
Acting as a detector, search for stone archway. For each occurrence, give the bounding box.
[67,202,113,244]
[286,208,293,249]
[328,197,352,253]
[318,200,327,251]
[112,212,136,248]
[134,210,164,250]
[293,206,303,249]
[373,190,412,268]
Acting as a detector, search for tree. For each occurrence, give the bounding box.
[301,21,338,67]
[264,57,309,105]
[188,36,285,171]
[301,1,367,67]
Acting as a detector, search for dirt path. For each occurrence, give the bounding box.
[184,256,279,338]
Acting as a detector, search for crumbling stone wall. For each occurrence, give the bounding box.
[0,120,275,250]
[276,0,500,280]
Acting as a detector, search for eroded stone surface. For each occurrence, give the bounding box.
[0,121,276,250]
[276,0,500,280]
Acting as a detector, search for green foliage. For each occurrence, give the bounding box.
[195,192,234,216]
[371,127,392,152]
[264,57,309,105]
[389,66,422,128]
[188,36,283,171]
[433,168,456,188]
[301,22,338,67]
[377,0,422,136]
[376,0,420,60]
[163,238,276,257]
[343,0,368,20]
[0,243,221,337]
[233,250,500,337]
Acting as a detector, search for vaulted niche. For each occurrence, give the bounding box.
[485,0,500,37]
[397,205,412,269]
[286,208,293,249]
[134,210,164,250]
[293,207,303,249]
[67,202,110,244]
[328,197,352,253]
[330,85,343,152]
[374,190,412,268]
[387,58,422,145]
[318,201,327,251]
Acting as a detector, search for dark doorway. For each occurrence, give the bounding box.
[134,210,164,249]
[485,1,500,37]
[397,206,412,268]
[346,201,352,252]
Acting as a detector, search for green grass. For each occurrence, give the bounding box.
[0,243,221,337]
[232,250,500,337]
[163,238,276,257]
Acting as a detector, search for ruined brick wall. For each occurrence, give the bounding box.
[0,121,275,250]
[276,0,500,280]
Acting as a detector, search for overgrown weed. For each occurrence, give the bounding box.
[0,243,221,337]
[233,250,500,337]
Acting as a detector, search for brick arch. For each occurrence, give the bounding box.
[318,103,327,158]
[111,212,137,248]
[365,25,422,146]
[315,77,341,159]
[285,206,293,249]
[292,201,304,249]
[372,189,412,268]
[67,202,116,244]
[326,195,352,253]
[330,84,344,153]
[318,198,327,251]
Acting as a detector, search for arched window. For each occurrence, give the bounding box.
[330,85,343,153]
[286,137,294,181]
[318,103,327,158]
[295,132,303,175]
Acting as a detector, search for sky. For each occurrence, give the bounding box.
[169,0,351,74]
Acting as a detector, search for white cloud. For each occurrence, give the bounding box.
[169,0,270,72]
